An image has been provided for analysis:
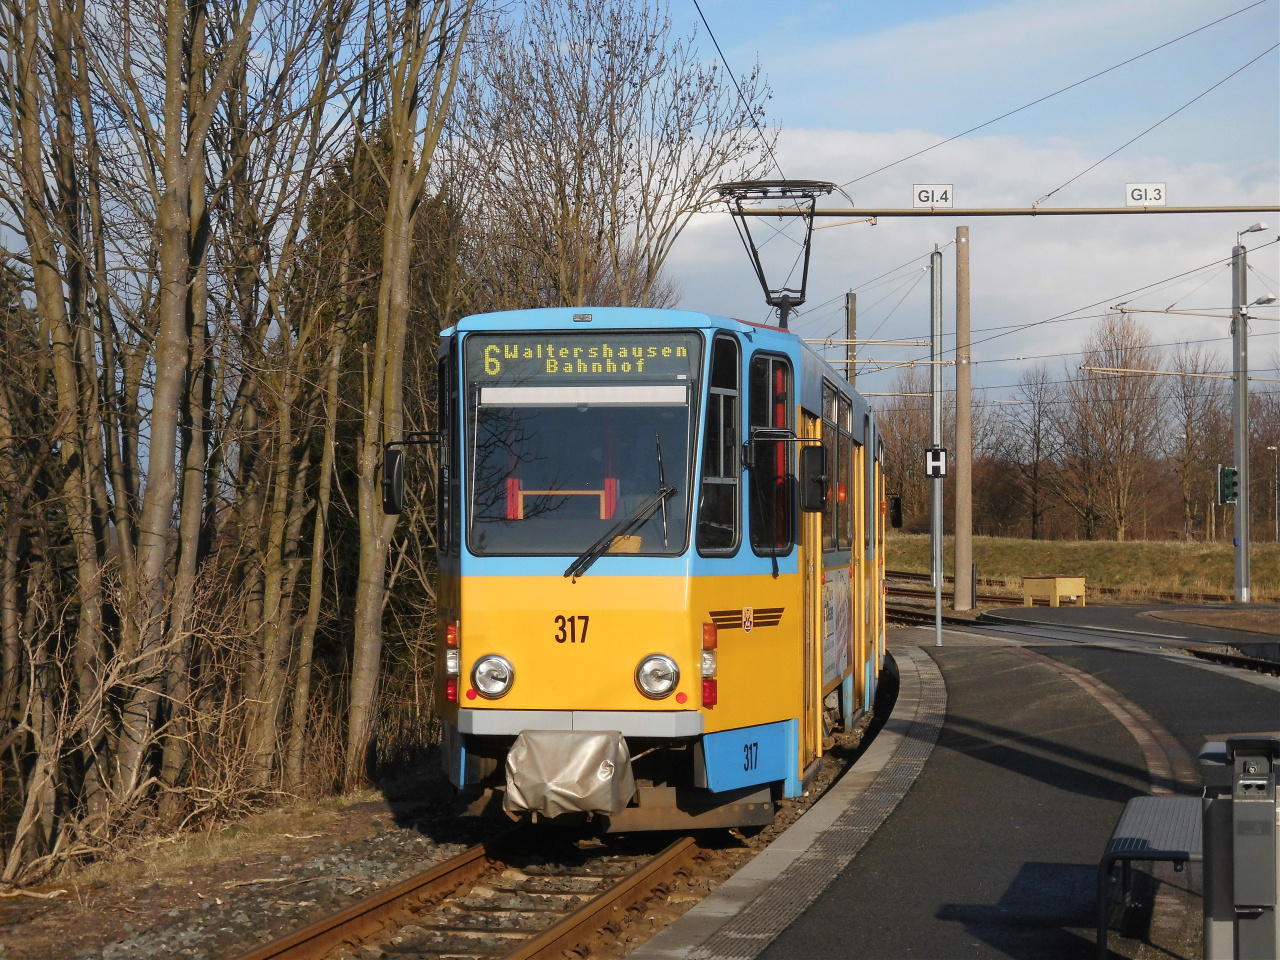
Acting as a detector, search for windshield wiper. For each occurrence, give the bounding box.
[564,433,675,582]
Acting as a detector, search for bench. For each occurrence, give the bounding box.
[1096,795,1202,960]
[1023,574,1086,607]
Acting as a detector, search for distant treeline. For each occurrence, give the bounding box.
[876,313,1280,543]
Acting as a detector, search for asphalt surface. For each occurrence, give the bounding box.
[1029,642,1280,776]
[980,604,1279,651]
[760,635,1280,960]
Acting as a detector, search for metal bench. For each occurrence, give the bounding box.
[1097,795,1202,959]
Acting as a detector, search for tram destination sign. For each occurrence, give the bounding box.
[466,331,701,384]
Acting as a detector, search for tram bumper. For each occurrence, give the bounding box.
[504,730,636,817]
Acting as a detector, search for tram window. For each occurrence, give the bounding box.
[821,383,838,552]
[463,331,701,557]
[698,336,740,554]
[438,343,461,555]
[437,354,449,550]
[864,413,873,553]
[748,354,794,555]
[837,395,853,550]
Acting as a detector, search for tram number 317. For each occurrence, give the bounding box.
[553,615,589,643]
[744,742,759,771]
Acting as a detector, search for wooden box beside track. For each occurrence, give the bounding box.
[1022,575,1086,607]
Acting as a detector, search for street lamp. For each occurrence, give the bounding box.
[1269,445,1279,544]
[1238,221,1268,243]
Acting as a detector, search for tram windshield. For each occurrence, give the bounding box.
[464,331,702,557]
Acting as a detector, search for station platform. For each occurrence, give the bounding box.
[633,623,1280,960]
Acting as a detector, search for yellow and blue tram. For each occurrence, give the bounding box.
[417,306,886,829]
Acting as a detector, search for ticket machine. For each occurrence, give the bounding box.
[1201,736,1279,960]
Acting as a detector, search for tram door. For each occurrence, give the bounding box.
[799,410,824,774]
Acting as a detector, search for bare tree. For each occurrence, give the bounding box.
[348,0,475,788]
[1003,365,1056,540]
[1165,345,1226,540]
[456,0,769,310]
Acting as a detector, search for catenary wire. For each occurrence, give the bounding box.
[852,242,1280,376]
[1034,43,1280,205]
[838,0,1275,189]
[690,0,784,180]
[961,238,1280,354]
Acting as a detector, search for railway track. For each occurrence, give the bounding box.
[884,603,979,627]
[885,583,1024,607]
[885,569,1271,606]
[237,830,704,960]
[1187,647,1280,677]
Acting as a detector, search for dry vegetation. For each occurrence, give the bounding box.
[0,0,770,883]
[888,532,1280,601]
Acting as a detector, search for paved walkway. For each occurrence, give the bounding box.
[640,625,1279,960]
[761,636,1152,959]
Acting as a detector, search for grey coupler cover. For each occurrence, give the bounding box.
[504,730,635,817]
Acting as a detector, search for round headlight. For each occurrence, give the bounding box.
[471,655,514,699]
[635,654,680,699]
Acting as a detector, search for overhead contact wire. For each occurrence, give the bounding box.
[838,0,1274,188]
[1034,42,1280,205]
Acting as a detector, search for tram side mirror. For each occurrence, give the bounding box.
[798,445,828,513]
[889,495,903,529]
[382,446,405,515]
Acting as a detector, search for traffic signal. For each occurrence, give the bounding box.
[1217,464,1239,504]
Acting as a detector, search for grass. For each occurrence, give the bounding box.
[887,533,1280,602]
[63,790,376,892]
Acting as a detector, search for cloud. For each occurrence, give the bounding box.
[665,125,1280,395]
[742,0,1277,166]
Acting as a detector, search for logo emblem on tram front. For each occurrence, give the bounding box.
[742,607,753,633]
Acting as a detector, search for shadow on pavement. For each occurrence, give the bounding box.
[937,860,1156,959]
[939,715,1147,802]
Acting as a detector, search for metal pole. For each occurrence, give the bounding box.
[845,291,856,388]
[727,204,1280,219]
[953,227,973,611]
[1232,244,1251,602]
[931,245,943,647]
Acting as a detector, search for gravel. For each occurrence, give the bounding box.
[89,827,474,960]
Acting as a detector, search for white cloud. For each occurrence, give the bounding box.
[665,124,1280,395]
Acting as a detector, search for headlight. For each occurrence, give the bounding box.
[471,655,514,699]
[635,654,680,699]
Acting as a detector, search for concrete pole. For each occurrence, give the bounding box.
[953,227,973,611]
[930,245,943,647]
[845,291,856,387]
[1232,243,1251,602]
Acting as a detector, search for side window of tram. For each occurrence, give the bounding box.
[837,395,853,551]
[821,384,838,552]
[438,343,461,556]
[697,336,740,553]
[748,354,794,555]
[437,353,451,550]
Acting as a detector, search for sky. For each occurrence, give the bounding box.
[659,0,1280,401]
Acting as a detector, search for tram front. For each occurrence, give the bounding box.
[432,313,709,820]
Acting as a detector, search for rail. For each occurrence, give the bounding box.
[236,830,703,960]
[884,569,1266,606]
[1187,647,1280,677]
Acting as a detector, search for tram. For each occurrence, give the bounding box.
[384,306,887,830]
